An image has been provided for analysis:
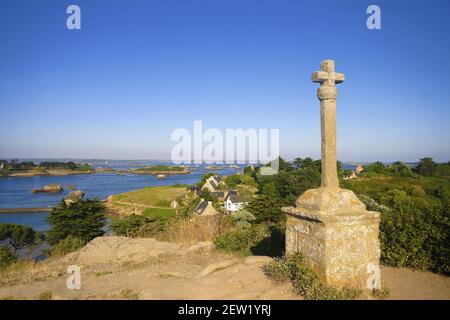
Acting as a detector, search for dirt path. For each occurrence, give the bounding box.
[0,237,448,300]
[381,266,450,300]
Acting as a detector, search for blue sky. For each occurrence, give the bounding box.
[1,0,449,162]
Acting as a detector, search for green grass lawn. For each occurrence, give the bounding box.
[143,208,176,219]
[110,185,187,208]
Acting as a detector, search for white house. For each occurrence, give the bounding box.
[224,191,248,213]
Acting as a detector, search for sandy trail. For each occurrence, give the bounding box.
[0,237,448,300]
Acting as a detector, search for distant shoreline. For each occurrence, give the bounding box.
[0,207,52,214]
[8,170,94,177]
[3,167,191,177]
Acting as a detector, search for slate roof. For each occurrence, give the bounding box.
[212,191,225,199]
[194,200,208,215]
[224,191,247,204]
[209,179,219,190]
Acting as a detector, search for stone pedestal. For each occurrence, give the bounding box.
[282,187,381,289]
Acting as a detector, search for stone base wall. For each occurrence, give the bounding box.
[284,210,381,289]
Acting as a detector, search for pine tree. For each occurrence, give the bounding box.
[46,199,106,245]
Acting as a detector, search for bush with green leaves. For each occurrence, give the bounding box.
[0,223,37,249]
[111,213,173,238]
[46,199,107,245]
[49,236,86,256]
[111,214,151,237]
[262,254,360,300]
[214,223,270,253]
[229,210,255,229]
[0,245,17,269]
[246,194,286,224]
[356,189,449,274]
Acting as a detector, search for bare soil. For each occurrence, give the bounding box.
[0,237,448,300]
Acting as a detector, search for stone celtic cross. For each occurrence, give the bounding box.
[283,60,381,289]
[312,60,345,189]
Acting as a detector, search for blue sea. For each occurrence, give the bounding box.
[0,160,357,232]
[0,160,245,231]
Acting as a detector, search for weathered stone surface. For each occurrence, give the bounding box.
[295,187,366,214]
[284,208,380,288]
[282,60,381,289]
[312,60,344,189]
[64,190,85,204]
[355,164,364,175]
[72,236,214,266]
[32,184,63,193]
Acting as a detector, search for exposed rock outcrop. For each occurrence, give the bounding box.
[64,190,85,204]
[32,184,63,193]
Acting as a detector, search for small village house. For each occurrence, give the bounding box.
[202,175,222,192]
[224,191,248,213]
[194,199,218,216]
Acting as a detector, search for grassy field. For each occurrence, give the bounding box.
[143,208,176,219]
[110,185,187,208]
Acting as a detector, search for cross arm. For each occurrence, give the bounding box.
[312,71,329,83]
[334,72,345,83]
[311,71,345,84]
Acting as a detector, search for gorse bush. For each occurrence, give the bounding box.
[158,215,232,243]
[229,210,255,229]
[214,224,270,253]
[111,214,173,238]
[49,236,86,256]
[262,254,360,300]
[111,214,150,238]
[355,188,449,274]
[0,246,17,269]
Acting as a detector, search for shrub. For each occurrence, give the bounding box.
[365,161,386,174]
[37,291,52,300]
[262,254,360,300]
[120,289,139,300]
[246,194,286,224]
[158,215,233,243]
[357,192,449,274]
[111,214,172,238]
[46,199,106,245]
[229,210,255,229]
[214,224,270,253]
[111,214,150,238]
[0,224,37,249]
[371,287,391,300]
[49,236,86,256]
[0,246,17,269]
[414,157,438,177]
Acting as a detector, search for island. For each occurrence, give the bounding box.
[96,165,190,175]
[0,160,94,177]
[131,165,190,175]
[205,165,224,170]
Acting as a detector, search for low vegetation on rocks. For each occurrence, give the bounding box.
[262,254,361,300]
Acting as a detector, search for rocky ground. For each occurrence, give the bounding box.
[0,237,449,300]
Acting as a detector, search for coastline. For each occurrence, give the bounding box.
[96,168,191,175]
[0,207,52,214]
[8,170,94,177]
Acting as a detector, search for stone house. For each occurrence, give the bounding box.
[194,199,218,216]
[202,175,222,192]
